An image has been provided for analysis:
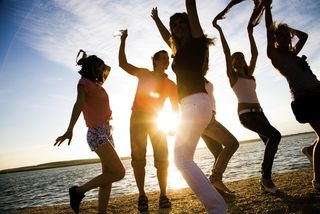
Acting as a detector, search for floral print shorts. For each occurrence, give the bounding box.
[87,122,114,151]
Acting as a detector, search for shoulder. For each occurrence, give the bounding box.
[78,78,95,92]
[78,77,94,86]
[132,68,151,78]
[164,76,176,86]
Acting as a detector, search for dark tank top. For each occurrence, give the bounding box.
[172,36,207,101]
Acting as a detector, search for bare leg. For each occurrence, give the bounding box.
[202,118,239,193]
[133,167,146,196]
[309,120,320,189]
[77,143,125,213]
[98,184,112,214]
[157,168,168,196]
[302,139,317,164]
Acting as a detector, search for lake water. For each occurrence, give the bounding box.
[0,132,315,213]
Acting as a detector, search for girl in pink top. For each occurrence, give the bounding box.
[55,50,125,213]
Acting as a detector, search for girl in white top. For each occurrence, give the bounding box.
[212,10,283,194]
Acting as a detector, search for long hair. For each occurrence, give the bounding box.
[270,22,294,52]
[76,50,105,82]
[169,12,214,56]
[231,52,252,78]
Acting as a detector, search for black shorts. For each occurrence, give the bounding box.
[291,91,320,123]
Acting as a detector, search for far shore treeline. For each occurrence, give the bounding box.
[1,131,313,174]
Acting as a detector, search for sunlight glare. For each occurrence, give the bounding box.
[156,99,178,134]
[167,153,187,190]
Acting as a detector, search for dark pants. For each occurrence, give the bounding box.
[239,112,281,179]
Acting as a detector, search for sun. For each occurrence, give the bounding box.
[156,99,178,134]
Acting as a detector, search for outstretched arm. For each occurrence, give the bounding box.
[247,24,258,76]
[118,30,142,76]
[186,0,203,38]
[212,18,235,85]
[151,7,171,48]
[55,84,85,146]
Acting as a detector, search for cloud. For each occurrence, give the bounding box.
[14,0,319,81]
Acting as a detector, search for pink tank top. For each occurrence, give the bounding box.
[78,78,112,128]
[232,77,259,103]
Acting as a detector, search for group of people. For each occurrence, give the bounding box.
[55,0,320,213]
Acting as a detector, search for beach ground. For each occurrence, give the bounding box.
[14,168,320,214]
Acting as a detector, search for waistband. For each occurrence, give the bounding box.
[180,92,209,104]
[238,107,263,115]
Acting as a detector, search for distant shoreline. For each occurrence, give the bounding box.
[13,168,320,214]
[1,131,314,174]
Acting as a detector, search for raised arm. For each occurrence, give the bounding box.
[212,18,236,85]
[118,30,143,76]
[55,84,85,146]
[290,27,308,55]
[151,7,171,48]
[247,24,258,76]
[186,0,203,38]
[264,0,275,58]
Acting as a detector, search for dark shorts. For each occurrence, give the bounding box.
[291,91,320,123]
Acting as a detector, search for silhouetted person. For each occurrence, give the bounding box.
[212,4,284,194]
[55,50,125,213]
[152,1,227,213]
[118,30,178,212]
[264,0,320,191]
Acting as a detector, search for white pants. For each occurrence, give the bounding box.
[174,93,227,214]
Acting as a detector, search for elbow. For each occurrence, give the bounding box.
[118,61,123,68]
[118,60,126,69]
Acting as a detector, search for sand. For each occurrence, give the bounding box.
[13,168,320,214]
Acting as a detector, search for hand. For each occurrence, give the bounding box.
[54,130,73,146]
[151,7,159,20]
[120,29,128,41]
[212,18,220,29]
[212,11,225,28]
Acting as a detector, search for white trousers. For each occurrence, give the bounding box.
[174,93,227,214]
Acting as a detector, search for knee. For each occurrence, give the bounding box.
[155,160,169,170]
[115,166,125,181]
[108,165,125,182]
[230,139,239,152]
[224,138,239,153]
[271,130,282,145]
[131,159,146,170]
[174,153,191,170]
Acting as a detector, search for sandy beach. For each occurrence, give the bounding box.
[13,168,320,214]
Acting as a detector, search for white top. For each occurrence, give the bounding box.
[232,77,259,103]
[205,80,216,112]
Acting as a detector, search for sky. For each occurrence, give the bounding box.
[0,0,319,170]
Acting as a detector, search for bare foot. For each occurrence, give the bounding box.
[260,178,286,194]
[212,180,234,194]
